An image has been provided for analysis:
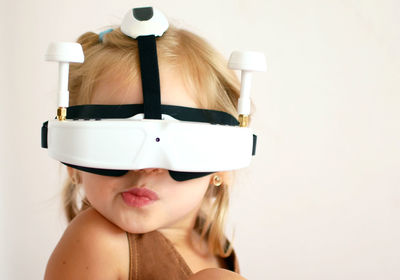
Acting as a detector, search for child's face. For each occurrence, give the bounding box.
[73,66,214,233]
[78,168,213,234]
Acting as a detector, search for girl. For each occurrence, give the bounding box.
[44,8,252,280]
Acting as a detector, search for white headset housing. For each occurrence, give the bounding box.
[41,7,266,181]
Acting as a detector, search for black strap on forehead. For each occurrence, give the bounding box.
[137,35,162,119]
[63,104,240,126]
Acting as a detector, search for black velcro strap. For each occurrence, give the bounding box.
[41,121,48,148]
[67,104,144,120]
[137,35,162,119]
[162,105,239,126]
[65,104,240,126]
[252,134,257,156]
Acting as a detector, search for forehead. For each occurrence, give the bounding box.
[90,65,199,108]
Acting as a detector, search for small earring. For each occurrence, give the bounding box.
[213,175,223,187]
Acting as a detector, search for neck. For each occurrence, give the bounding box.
[158,205,208,254]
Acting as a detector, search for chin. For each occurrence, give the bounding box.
[124,226,158,234]
[115,218,159,234]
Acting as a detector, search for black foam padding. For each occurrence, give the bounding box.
[137,35,162,120]
[133,7,153,21]
[63,162,214,182]
[168,170,214,181]
[64,163,129,177]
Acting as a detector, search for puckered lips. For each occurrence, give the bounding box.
[121,187,159,208]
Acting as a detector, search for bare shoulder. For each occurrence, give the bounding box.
[44,207,129,280]
[188,268,248,280]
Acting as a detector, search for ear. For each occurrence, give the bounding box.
[66,166,74,178]
[66,166,81,179]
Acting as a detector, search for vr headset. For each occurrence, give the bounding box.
[41,7,266,181]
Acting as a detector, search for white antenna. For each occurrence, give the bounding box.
[228,51,266,127]
[45,42,84,121]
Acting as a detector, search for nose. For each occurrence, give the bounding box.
[133,168,164,174]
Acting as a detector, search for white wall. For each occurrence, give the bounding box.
[1,0,399,279]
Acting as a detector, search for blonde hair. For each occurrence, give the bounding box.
[62,25,253,257]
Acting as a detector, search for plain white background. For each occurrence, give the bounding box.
[1,0,399,279]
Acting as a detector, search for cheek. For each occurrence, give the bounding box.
[163,178,211,212]
[81,174,115,205]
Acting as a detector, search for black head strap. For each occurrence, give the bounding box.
[137,35,162,119]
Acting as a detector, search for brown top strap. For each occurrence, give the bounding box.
[127,231,240,280]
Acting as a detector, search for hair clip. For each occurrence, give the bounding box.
[98,28,114,42]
